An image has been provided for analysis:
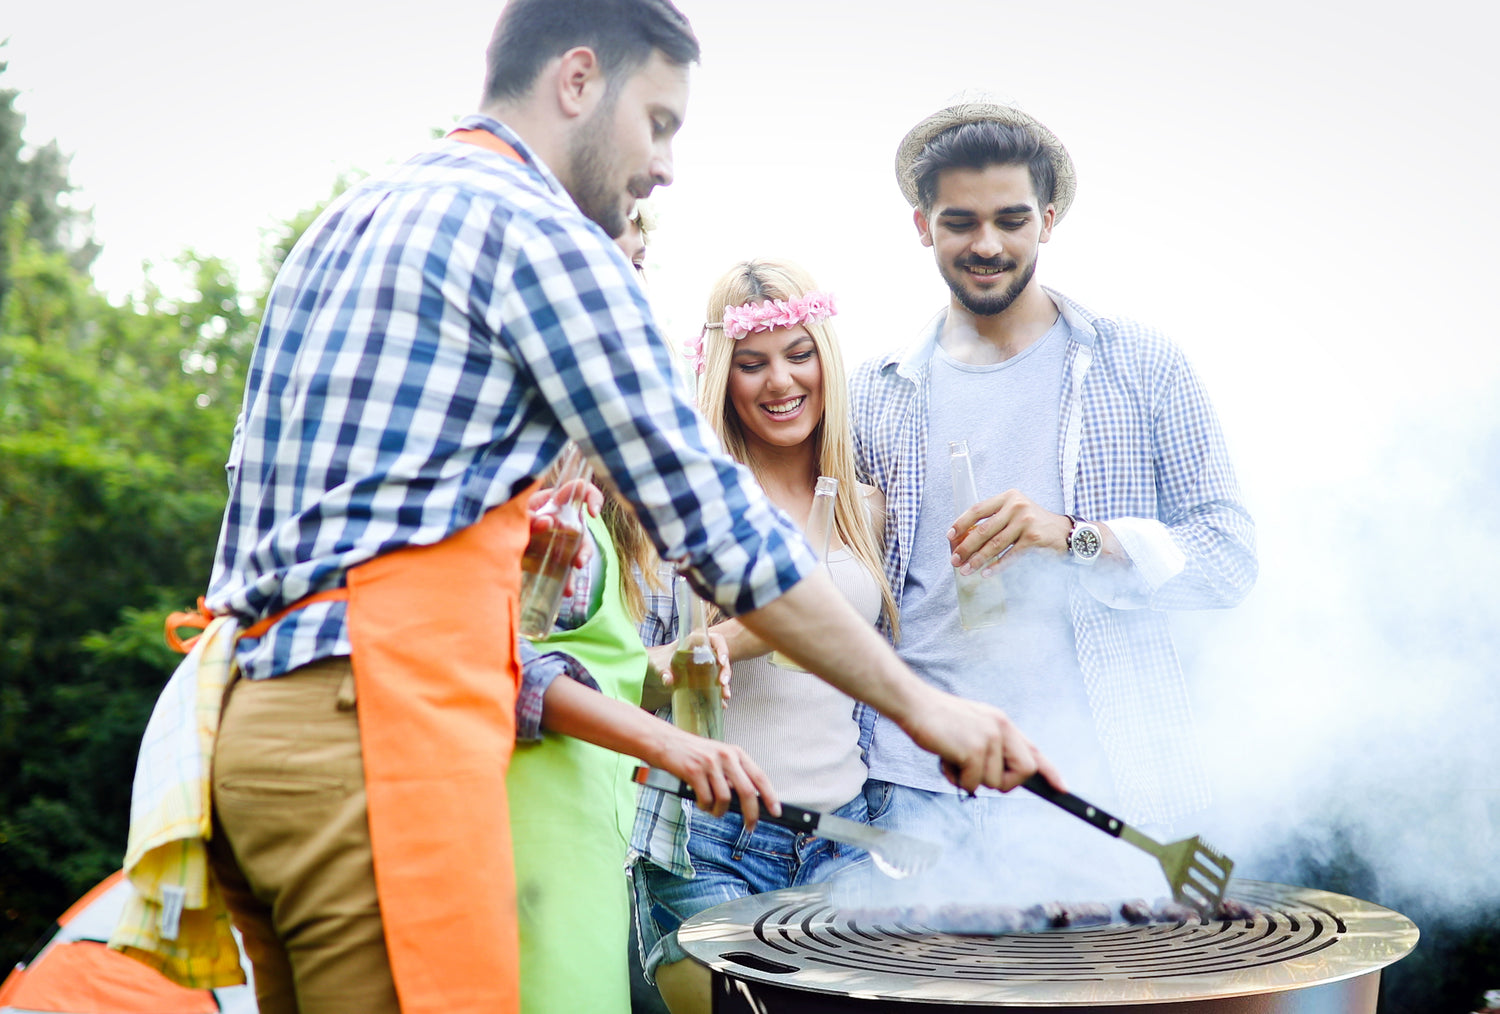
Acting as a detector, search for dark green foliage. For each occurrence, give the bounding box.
[0,60,340,964]
[0,231,247,960]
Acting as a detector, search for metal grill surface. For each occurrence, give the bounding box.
[677,880,1418,1005]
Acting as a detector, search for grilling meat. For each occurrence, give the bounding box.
[1215,896,1258,921]
[1152,899,1206,924]
[847,897,1259,935]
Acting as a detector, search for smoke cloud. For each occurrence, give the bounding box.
[1183,395,1500,926]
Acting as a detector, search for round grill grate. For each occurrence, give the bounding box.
[679,880,1418,1005]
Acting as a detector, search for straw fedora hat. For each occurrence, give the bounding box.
[894,101,1076,220]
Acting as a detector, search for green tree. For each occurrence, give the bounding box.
[0,216,250,962]
[0,56,98,316]
[0,59,348,959]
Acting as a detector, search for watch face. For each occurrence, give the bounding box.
[1071,523,1103,561]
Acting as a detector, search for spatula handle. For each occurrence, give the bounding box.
[1023,774,1125,838]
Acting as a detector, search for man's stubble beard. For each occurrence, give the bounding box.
[565,91,649,240]
[942,250,1039,318]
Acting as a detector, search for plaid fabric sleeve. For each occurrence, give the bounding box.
[636,563,680,648]
[497,225,817,618]
[1140,354,1257,610]
[625,564,696,876]
[514,637,598,743]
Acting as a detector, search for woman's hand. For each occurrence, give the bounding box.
[648,727,779,828]
[646,633,733,699]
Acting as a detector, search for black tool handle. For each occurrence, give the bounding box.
[634,766,820,833]
[1023,774,1125,838]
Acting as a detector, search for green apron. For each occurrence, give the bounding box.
[507,512,648,1014]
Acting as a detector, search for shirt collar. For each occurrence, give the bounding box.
[886,284,1105,381]
[450,114,571,202]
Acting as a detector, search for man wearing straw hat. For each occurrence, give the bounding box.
[852,102,1257,851]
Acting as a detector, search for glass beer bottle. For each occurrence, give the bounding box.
[669,581,723,740]
[950,440,1006,630]
[771,475,838,671]
[518,443,591,639]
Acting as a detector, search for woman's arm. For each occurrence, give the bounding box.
[538,674,778,825]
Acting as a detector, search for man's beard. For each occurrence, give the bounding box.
[565,96,647,240]
[941,251,1038,317]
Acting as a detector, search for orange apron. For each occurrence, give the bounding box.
[345,494,532,1014]
[171,494,534,1013]
[347,128,534,1014]
[351,129,534,1014]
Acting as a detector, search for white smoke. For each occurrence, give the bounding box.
[1181,386,1500,925]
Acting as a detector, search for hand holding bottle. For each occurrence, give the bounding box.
[948,440,1008,630]
[518,444,593,638]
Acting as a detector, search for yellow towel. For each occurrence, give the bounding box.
[108,615,246,988]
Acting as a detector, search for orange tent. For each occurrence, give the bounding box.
[0,872,255,1013]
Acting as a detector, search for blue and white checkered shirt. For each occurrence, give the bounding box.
[206,116,815,682]
[851,289,1257,825]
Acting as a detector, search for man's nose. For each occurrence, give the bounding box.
[651,144,674,188]
[971,224,1003,257]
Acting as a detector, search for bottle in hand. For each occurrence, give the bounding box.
[949,440,1006,630]
[669,580,723,740]
[771,475,838,671]
[518,443,591,639]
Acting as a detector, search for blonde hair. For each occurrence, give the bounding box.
[600,486,665,626]
[698,259,898,638]
[541,452,664,627]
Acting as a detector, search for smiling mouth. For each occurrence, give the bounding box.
[962,261,1012,278]
[762,396,805,418]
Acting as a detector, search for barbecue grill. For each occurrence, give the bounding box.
[679,879,1417,1012]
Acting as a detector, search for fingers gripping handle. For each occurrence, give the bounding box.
[633,765,818,833]
[1023,774,1125,838]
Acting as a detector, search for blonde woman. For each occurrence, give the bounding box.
[628,259,897,1014]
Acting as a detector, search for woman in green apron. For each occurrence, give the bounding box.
[506,495,748,1014]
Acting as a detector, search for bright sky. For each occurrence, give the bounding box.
[7,1,1500,896]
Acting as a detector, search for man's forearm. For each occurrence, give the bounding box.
[733,569,1061,795]
[734,569,928,722]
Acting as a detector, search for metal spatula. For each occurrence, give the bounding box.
[634,766,942,879]
[1023,774,1234,917]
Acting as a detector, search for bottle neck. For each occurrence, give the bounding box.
[674,580,704,645]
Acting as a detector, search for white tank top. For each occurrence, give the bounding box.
[721,548,883,812]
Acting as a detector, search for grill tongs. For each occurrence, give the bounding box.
[1023,774,1234,918]
[634,766,942,879]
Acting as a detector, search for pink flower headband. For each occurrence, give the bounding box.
[680,291,838,375]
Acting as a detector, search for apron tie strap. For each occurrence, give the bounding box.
[165,597,214,653]
[165,589,352,654]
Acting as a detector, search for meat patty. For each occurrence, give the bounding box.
[846,897,1260,935]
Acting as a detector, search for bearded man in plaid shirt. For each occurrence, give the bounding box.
[852,104,1257,864]
[195,7,1068,1014]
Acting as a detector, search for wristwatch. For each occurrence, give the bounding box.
[1066,516,1103,566]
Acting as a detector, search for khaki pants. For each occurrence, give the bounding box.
[209,657,401,1014]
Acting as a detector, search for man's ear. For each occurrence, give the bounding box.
[1039,203,1056,244]
[555,46,605,119]
[914,207,934,248]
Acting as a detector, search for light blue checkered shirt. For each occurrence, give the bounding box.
[851,289,1257,825]
[207,116,815,681]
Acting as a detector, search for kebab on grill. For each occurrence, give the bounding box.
[847,896,1260,934]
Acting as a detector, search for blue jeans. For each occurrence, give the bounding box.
[863,778,1013,839]
[630,792,869,980]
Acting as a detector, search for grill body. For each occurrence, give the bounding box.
[678,880,1416,1012]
